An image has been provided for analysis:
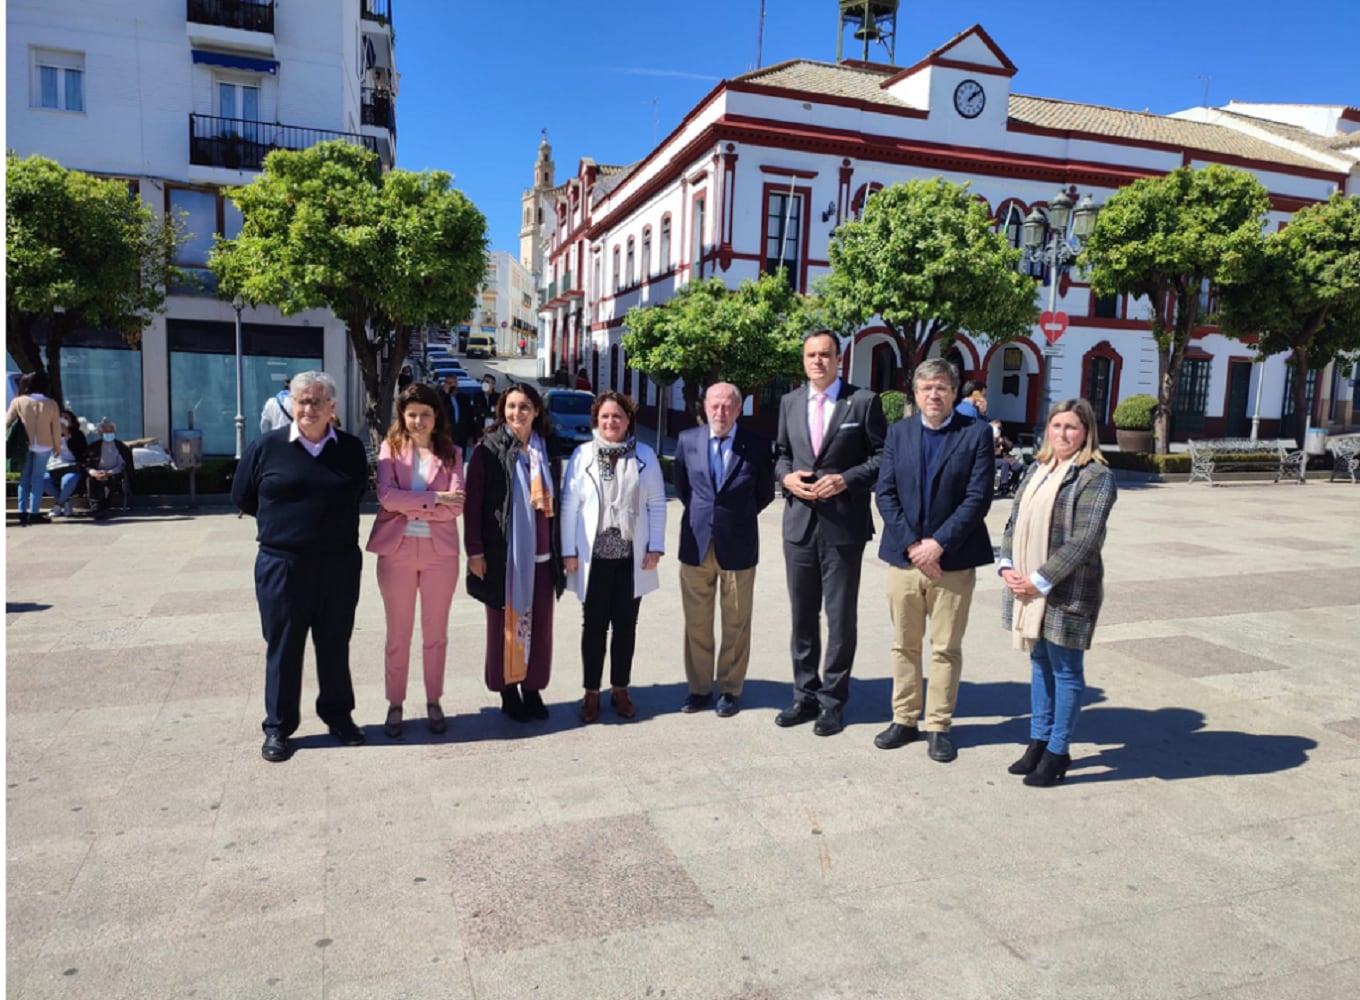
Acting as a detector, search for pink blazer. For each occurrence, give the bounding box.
[365,440,465,557]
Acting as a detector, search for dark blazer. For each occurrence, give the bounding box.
[875,414,995,571]
[674,424,775,571]
[462,427,565,609]
[774,381,887,546]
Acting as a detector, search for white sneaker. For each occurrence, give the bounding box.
[49,505,65,518]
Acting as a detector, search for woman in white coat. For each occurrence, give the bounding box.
[560,391,666,723]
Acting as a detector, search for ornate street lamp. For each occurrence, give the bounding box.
[232,294,246,460]
[1022,188,1101,439]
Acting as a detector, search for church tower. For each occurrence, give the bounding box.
[520,130,555,279]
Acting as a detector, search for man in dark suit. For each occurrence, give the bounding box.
[873,358,994,763]
[674,382,775,717]
[441,377,480,451]
[774,331,887,736]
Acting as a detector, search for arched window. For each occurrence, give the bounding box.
[641,226,652,280]
[999,202,1045,279]
[611,246,620,293]
[659,215,672,271]
[625,237,635,287]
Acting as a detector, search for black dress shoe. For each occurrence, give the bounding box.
[521,687,550,720]
[813,706,844,737]
[873,722,919,750]
[261,733,292,763]
[500,686,530,722]
[328,721,366,746]
[926,731,957,762]
[775,700,820,727]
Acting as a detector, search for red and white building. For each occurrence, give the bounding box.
[528,24,1359,441]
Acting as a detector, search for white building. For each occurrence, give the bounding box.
[477,251,539,357]
[529,23,1359,441]
[6,0,399,452]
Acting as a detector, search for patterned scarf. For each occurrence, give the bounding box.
[503,431,553,683]
[592,431,638,541]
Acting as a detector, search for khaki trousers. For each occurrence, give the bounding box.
[885,565,976,732]
[679,545,757,696]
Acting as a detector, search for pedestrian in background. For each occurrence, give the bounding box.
[44,408,88,517]
[232,371,368,763]
[560,391,666,723]
[1000,398,1117,787]
[673,383,775,717]
[366,383,465,739]
[464,382,565,723]
[5,371,62,526]
[259,375,293,432]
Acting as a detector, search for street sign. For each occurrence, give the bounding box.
[1040,310,1069,345]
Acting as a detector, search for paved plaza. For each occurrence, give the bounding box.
[5,476,1360,999]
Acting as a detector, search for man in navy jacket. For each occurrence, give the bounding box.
[874,358,994,763]
[673,382,775,717]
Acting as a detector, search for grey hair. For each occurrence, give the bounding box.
[913,358,959,390]
[289,371,338,401]
[704,381,742,407]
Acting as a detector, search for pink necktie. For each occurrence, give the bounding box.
[810,392,826,455]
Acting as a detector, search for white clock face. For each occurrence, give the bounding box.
[954,79,985,119]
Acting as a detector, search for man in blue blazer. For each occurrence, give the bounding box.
[674,383,775,717]
[774,331,887,737]
[874,358,995,763]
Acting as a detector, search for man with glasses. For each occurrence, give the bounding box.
[872,359,994,763]
[232,371,369,763]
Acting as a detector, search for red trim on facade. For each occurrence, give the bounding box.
[930,57,1018,78]
[1079,340,1123,429]
[758,164,818,178]
[882,24,1018,86]
[759,180,813,292]
[690,187,708,280]
[837,159,853,224]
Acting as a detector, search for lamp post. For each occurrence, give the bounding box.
[231,294,246,460]
[1022,189,1100,439]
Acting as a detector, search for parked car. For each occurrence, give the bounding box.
[466,333,496,359]
[543,389,595,458]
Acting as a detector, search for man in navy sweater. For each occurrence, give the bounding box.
[232,371,369,763]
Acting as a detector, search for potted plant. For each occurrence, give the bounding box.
[1113,393,1157,452]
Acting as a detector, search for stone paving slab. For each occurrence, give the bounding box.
[5,479,1360,998]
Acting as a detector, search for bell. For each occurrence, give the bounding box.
[853,15,881,42]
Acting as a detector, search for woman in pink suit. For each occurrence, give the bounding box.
[366,383,465,738]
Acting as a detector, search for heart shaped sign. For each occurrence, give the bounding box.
[1040,310,1069,345]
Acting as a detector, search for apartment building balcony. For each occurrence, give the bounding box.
[361,1,394,27]
[186,0,276,55]
[188,113,379,172]
[361,87,396,137]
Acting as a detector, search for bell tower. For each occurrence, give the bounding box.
[520,129,554,277]
[836,1,899,64]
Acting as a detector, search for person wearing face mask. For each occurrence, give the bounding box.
[478,375,499,424]
[43,409,88,518]
[559,391,666,723]
[463,383,565,723]
[82,420,135,520]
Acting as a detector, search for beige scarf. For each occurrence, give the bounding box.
[1010,458,1073,650]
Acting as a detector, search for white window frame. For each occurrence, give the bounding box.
[31,47,85,113]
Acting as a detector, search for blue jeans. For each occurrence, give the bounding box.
[17,450,48,515]
[1030,638,1086,755]
[44,469,82,505]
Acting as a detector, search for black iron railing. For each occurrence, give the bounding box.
[360,87,396,136]
[188,114,379,170]
[186,0,276,33]
[361,0,393,25]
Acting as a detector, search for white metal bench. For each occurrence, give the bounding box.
[1329,434,1360,483]
[1186,438,1307,485]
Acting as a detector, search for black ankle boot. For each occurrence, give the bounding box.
[1023,750,1071,787]
[500,685,530,723]
[1008,739,1048,775]
[521,687,549,720]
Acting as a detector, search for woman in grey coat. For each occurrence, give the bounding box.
[998,398,1117,787]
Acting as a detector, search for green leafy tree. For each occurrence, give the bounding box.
[622,271,810,424]
[816,177,1037,391]
[6,152,182,405]
[211,141,487,446]
[1081,164,1270,452]
[1218,192,1360,444]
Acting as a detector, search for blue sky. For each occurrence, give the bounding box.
[393,1,1359,255]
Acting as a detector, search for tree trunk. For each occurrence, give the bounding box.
[6,313,44,379]
[681,376,702,427]
[1289,349,1309,448]
[1153,287,1193,456]
[345,321,383,453]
